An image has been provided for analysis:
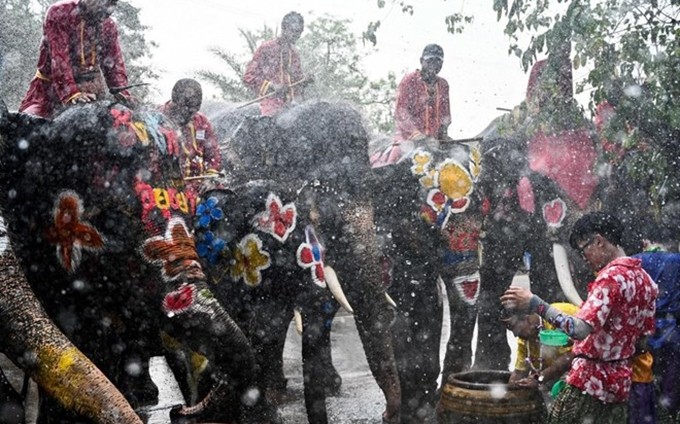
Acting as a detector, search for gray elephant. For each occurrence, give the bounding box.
[370,138,483,422]
[0,100,278,423]
[191,101,402,424]
[0,220,142,424]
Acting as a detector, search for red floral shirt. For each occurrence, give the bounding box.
[566,257,658,403]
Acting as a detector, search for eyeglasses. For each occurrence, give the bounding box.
[576,237,596,257]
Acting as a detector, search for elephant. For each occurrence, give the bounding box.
[0,100,279,423]
[0,218,142,424]
[370,138,483,422]
[191,100,402,424]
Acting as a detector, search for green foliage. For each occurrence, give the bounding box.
[198,26,275,102]
[199,16,397,133]
[114,2,159,101]
[495,0,680,210]
[0,0,156,109]
[0,0,42,109]
[363,0,472,45]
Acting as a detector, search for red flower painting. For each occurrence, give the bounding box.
[45,191,105,273]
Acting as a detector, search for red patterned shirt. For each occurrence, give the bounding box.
[243,38,305,116]
[566,257,658,403]
[19,0,129,118]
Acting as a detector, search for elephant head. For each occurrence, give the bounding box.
[0,100,277,423]
[203,100,401,423]
[371,138,484,420]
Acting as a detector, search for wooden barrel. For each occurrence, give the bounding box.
[437,370,546,424]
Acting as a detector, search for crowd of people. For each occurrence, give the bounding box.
[13,1,680,423]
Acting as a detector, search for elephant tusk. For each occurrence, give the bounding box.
[385,292,397,308]
[324,265,354,314]
[552,243,584,306]
[294,308,303,335]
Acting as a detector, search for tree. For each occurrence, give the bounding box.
[494,0,680,213]
[198,16,397,133]
[0,0,43,109]
[0,0,157,109]
[363,1,473,46]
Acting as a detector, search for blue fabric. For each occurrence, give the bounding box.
[634,252,680,349]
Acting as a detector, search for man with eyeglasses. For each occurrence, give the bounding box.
[501,212,658,423]
[19,0,133,118]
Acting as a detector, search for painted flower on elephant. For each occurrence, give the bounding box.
[410,149,433,175]
[252,193,297,243]
[162,283,196,316]
[197,231,226,265]
[230,234,271,287]
[296,225,326,288]
[45,191,105,273]
[196,196,224,229]
[142,218,203,282]
[542,198,567,228]
[423,159,474,228]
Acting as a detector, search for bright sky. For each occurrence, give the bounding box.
[130,0,551,138]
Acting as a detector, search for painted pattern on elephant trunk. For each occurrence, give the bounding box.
[0,243,142,424]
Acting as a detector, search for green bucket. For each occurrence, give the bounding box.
[539,329,569,347]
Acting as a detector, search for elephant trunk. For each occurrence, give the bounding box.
[0,245,142,423]
[338,199,401,421]
[552,243,585,305]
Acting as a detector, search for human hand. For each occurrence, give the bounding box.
[269,83,288,97]
[70,92,97,104]
[114,92,139,110]
[513,376,539,389]
[500,286,534,311]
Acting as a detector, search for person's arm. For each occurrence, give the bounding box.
[501,286,593,339]
[541,351,573,383]
[529,295,593,340]
[44,7,81,104]
[99,19,130,97]
[201,119,222,175]
[243,43,273,96]
[394,74,423,140]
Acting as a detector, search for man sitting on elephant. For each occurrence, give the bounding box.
[243,12,314,116]
[160,78,223,191]
[19,0,134,118]
[371,43,451,167]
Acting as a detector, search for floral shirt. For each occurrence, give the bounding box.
[566,257,658,403]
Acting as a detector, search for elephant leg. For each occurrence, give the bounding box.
[250,299,293,397]
[301,308,331,424]
[318,300,342,395]
[390,265,443,423]
[0,365,24,424]
[441,275,478,379]
[473,239,522,370]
